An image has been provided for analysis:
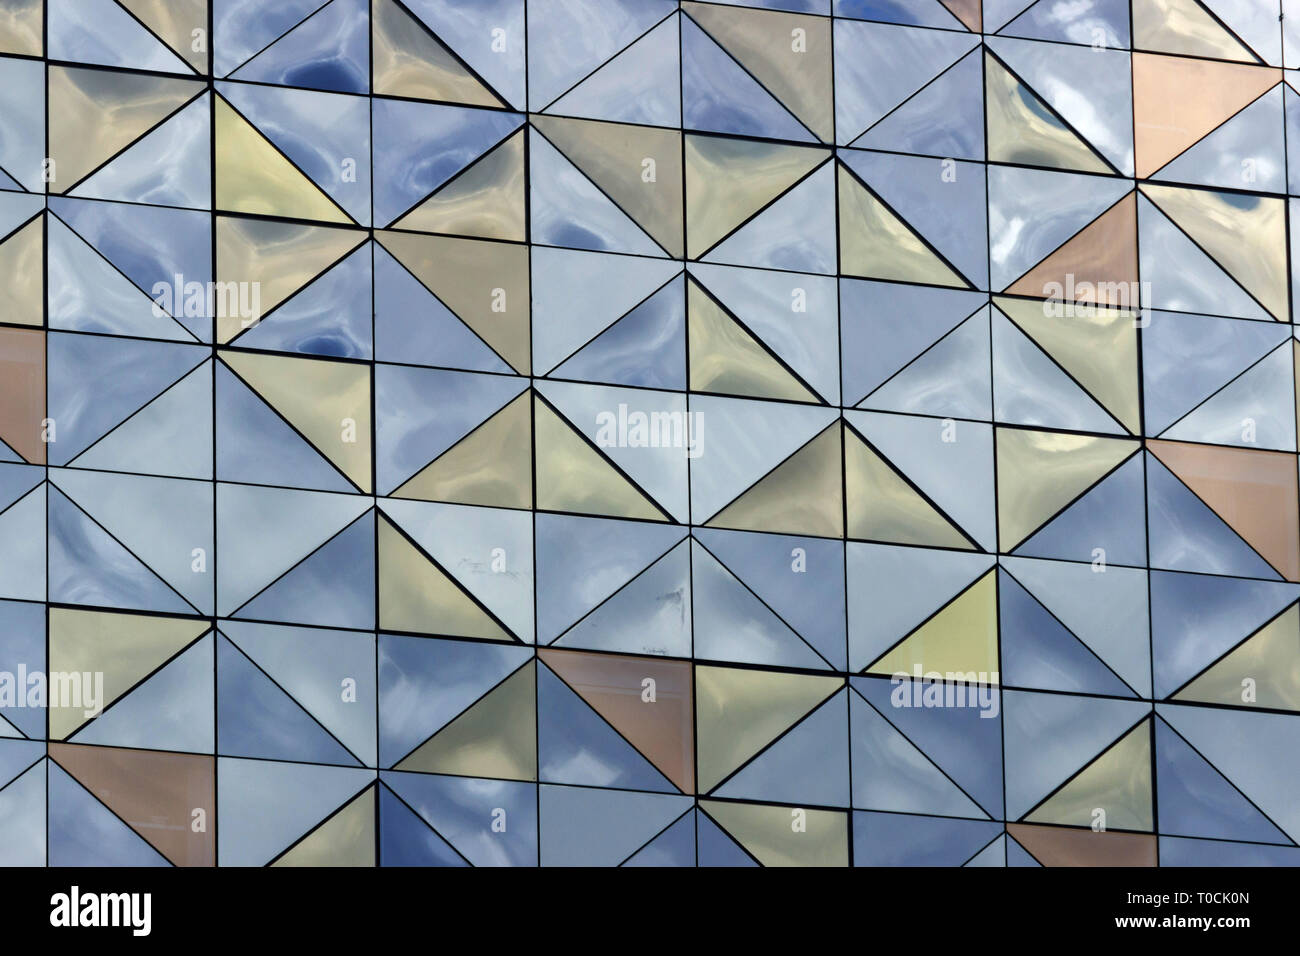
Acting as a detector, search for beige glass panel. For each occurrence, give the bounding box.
[215,96,352,224]
[216,217,366,343]
[695,665,840,792]
[1133,0,1255,61]
[701,800,848,867]
[532,114,683,257]
[1132,53,1279,177]
[49,66,202,191]
[1148,439,1300,581]
[1026,720,1153,832]
[372,0,504,106]
[533,395,666,521]
[1175,604,1300,710]
[706,422,843,538]
[996,429,1137,550]
[50,744,215,866]
[397,662,536,780]
[539,650,694,793]
[395,390,532,509]
[274,787,376,867]
[1005,193,1138,303]
[838,163,966,287]
[0,326,44,463]
[867,570,998,679]
[995,296,1141,435]
[681,2,832,141]
[689,278,816,402]
[845,425,974,549]
[940,0,981,31]
[1008,824,1157,866]
[0,214,43,327]
[49,608,208,739]
[377,230,530,374]
[394,128,525,241]
[1141,183,1287,320]
[984,52,1110,174]
[118,0,209,72]
[686,134,826,258]
[378,516,512,640]
[0,0,39,56]
[221,351,372,493]
[1294,342,1300,443]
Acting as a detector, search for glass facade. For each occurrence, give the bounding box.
[0,0,1297,867]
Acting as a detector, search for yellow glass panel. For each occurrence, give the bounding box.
[118,0,208,71]
[1026,720,1153,832]
[1132,0,1255,61]
[701,800,848,867]
[532,115,683,257]
[49,66,202,191]
[995,298,1140,434]
[372,0,504,106]
[273,787,375,867]
[838,163,967,287]
[533,395,666,521]
[377,516,513,640]
[221,351,372,493]
[216,217,366,343]
[396,662,537,780]
[845,424,974,549]
[686,134,826,258]
[0,0,40,56]
[1175,604,1300,710]
[984,52,1110,174]
[377,230,531,374]
[689,278,817,402]
[695,665,841,792]
[395,390,532,509]
[393,128,525,241]
[1140,183,1288,321]
[867,570,999,679]
[215,96,352,223]
[0,214,43,327]
[706,422,843,538]
[996,428,1137,550]
[49,608,208,740]
[681,2,833,141]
